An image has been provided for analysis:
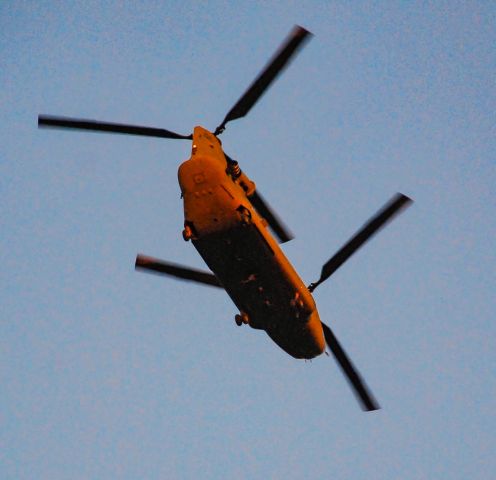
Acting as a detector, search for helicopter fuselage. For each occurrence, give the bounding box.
[38,25,398,410]
[178,126,325,359]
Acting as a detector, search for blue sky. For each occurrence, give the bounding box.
[1,1,495,478]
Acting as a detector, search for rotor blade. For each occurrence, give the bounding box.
[38,115,192,140]
[322,322,380,411]
[249,190,294,243]
[135,254,223,288]
[309,193,412,292]
[215,25,312,134]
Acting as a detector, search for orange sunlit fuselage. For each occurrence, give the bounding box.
[178,126,325,359]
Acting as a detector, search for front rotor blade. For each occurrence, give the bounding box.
[249,190,294,243]
[216,25,312,134]
[322,322,380,411]
[38,115,192,140]
[135,254,223,288]
[310,193,412,291]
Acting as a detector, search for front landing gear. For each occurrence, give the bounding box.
[290,291,305,319]
[235,312,249,326]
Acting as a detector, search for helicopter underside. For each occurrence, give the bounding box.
[192,222,325,359]
[37,24,399,409]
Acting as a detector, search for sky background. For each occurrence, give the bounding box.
[1,1,495,478]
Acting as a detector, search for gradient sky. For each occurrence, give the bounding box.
[1,1,495,479]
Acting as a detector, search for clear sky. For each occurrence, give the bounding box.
[1,1,495,479]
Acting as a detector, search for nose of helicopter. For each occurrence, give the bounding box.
[266,311,326,360]
[304,311,326,358]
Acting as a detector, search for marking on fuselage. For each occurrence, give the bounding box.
[193,173,206,184]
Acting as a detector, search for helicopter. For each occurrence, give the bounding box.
[38,25,412,412]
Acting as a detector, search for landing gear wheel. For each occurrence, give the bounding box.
[235,312,249,326]
[182,225,193,241]
[237,206,252,225]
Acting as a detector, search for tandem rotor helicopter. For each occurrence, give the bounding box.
[39,26,412,411]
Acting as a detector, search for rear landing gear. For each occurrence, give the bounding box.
[236,206,252,225]
[182,225,193,241]
[182,221,198,241]
[235,312,249,326]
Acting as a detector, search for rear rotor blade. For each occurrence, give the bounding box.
[215,25,312,134]
[224,153,293,243]
[309,193,412,292]
[249,190,294,243]
[322,322,380,411]
[135,254,222,288]
[38,115,192,140]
